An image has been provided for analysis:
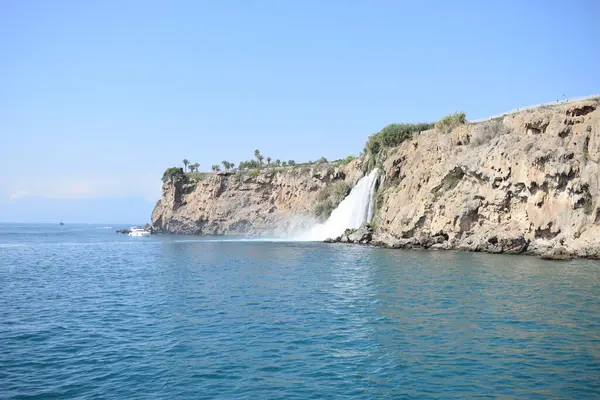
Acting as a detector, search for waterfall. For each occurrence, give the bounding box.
[301,169,379,241]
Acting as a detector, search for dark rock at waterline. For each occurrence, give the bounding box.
[540,246,574,261]
[325,222,374,244]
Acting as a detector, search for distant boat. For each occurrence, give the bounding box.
[59,222,64,226]
[128,226,150,237]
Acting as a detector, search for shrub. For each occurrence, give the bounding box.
[317,156,328,164]
[314,180,350,220]
[249,169,260,177]
[314,199,334,220]
[435,112,466,133]
[239,160,260,170]
[364,123,433,156]
[316,187,330,202]
[162,167,186,183]
[329,180,350,204]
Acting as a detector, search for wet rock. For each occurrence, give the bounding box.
[323,223,374,244]
[347,222,374,243]
[541,246,574,260]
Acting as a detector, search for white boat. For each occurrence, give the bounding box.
[128,226,150,237]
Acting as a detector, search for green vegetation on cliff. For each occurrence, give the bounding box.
[365,123,434,155]
[162,167,186,183]
[363,123,433,171]
[314,180,351,220]
[435,111,466,133]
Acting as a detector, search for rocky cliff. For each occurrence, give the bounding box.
[372,99,600,259]
[152,160,365,236]
[152,98,600,258]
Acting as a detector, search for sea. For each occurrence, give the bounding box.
[1,223,599,399]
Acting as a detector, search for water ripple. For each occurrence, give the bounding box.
[1,225,599,398]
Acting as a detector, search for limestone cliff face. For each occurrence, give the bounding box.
[152,98,600,258]
[373,99,600,259]
[152,160,364,236]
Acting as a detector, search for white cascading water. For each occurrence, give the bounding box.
[301,169,379,241]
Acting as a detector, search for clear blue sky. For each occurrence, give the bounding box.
[1,0,598,223]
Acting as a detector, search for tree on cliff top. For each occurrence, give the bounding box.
[162,167,185,183]
[183,159,189,173]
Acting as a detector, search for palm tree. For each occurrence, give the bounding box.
[254,149,261,164]
[288,160,296,166]
[282,161,288,167]
[275,159,281,167]
[192,163,200,173]
[183,159,189,173]
[189,164,195,173]
[266,157,271,165]
[257,154,264,165]
[222,161,229,171]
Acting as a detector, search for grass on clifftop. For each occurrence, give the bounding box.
[435,111,466,133]
[365,123,434,155]
[363,123,433,171]
[187,172,212,182]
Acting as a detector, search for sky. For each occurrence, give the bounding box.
[1,0,599,223]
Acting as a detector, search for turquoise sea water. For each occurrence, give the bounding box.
[1,224,599,399]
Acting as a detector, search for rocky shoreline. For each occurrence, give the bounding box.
[323,223,595,261]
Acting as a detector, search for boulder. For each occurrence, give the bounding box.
[322,222,374,244]
[541,246,574,261]
[347,222,374,243]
